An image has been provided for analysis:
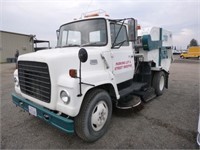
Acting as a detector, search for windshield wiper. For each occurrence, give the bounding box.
[81,42,100,47]
[62,44,80,47]
[61,42,104,48]
[112,40,127,49]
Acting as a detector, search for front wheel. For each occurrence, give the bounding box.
[74,89,112,142]
[152,71,166,96]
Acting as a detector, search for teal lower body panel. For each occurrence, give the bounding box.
[11,93,74,134]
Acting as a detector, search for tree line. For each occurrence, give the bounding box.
[188,38,199,48]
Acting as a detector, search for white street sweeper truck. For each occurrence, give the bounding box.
[12,11,173,142]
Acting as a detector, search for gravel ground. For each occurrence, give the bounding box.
[1,55,199,149]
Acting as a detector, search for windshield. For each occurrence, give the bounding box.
[57,18,107,47]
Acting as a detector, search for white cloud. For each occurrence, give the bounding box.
[1,0,199,48]
[173,28,198,49]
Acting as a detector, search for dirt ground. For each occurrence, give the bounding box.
[1,55,200,149]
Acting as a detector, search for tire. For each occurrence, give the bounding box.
[180,55,184,59]
[152,71,165,96]
[74,89,112,142]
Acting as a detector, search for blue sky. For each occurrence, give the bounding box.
[1,0,199,49]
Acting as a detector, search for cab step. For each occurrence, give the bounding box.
[132,87,156,102]
[116,95,141,109]
[119,82,148,98]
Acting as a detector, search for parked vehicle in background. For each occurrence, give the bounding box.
[180,46,200,59]
[173,49,181,55]
[34,40,51,51]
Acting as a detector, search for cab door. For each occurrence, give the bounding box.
[110,23,135,84]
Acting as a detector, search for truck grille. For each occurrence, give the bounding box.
[18,61,51,103]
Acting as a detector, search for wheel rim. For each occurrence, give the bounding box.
[159,75,165,91]
[91,101,108,131]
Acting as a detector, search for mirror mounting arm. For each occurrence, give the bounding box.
[77,48,89,97]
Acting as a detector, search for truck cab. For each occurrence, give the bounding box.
[12,12,173,142]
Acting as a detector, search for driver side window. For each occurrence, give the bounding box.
[110,23,129,47]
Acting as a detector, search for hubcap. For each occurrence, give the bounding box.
[91,101,108,131]
[159,75,165,91]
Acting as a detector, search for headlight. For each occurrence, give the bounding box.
[14,77,19,87]
[60,90,70,104]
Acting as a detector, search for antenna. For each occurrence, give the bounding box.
[79,0,93,19]
[86,0,93,12]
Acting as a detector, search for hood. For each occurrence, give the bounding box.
[18,47,80,63]
[17,47,107,78]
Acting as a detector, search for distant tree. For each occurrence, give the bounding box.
[189,38,198,47]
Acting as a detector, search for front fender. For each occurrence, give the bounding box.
[56,70,119,117]
[81,70,119,99]
[56,74,82,117]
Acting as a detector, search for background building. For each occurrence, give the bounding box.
[0,31,34,63]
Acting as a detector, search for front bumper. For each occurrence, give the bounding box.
[11,93,74,134]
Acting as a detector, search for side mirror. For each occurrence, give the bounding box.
[78,48,88,63]
[77,48,88,97]
[56,29,60,40]
[128,18,137,41]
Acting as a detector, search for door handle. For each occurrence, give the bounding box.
[129,55,134,58]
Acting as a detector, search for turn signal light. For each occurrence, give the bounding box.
[69,69,77,78]
[137,25,141,30]
[85,13,99,18]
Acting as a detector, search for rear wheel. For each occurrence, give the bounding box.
[152,71,165,96]
[74,89,112,142]
[180,55,184,59]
